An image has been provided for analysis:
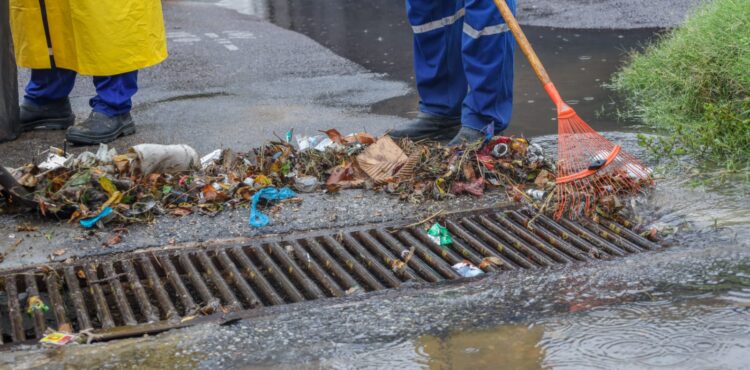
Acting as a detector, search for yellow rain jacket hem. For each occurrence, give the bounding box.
[10,0,168,76]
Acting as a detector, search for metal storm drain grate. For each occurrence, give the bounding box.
[0,206,661,347]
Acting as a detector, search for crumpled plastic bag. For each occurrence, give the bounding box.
[427,223,453,246]
[249,187,297,228]
[129,144,200,175]
[452,261,484,278]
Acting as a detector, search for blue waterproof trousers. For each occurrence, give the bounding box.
[24,68,139,117]
[407,0,515,133]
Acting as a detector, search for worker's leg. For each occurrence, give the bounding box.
[89,71,139,117]
[450,0,515,145]
[390,0,466,141]
[66,71,138,145]
[20,68,77,131]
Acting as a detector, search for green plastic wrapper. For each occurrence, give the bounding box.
[427,223,452,246]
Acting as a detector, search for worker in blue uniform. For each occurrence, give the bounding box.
[390,0,516,145]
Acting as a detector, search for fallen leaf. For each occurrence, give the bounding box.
[172,208,193,217]
[58,323,73,334]
[451,177,485,197]
[325,162,365,191]
[390,259,406,272]
[19,173,39,187]
[462,162,476,180]
[343,132,376,145]
[479,256,504,269]
[201,185,218,202]
[76,270,86,279]
[324,129,344,144]
[103,233,123,247]
[52,249,66,257]
[16,224,38,232]
[534,169,553,188]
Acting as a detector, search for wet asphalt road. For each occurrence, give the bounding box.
[3,0,409,167]
[1,1,729,368]
[0,2,698,268]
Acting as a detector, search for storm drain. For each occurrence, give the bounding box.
[0,206,660,347]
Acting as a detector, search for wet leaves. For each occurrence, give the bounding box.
[103,232,124,247]
[1,130,640,231]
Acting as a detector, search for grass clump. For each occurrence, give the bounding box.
[610,0,750,172]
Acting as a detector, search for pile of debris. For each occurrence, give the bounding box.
[0,129,634,228]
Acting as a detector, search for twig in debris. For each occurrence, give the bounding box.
[78,328,105,344]
[528,191,556,226]
[394,209,446,232]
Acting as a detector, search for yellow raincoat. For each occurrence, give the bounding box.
[9,0,167,76]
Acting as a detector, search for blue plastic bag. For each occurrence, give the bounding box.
[249,187,297,228]
[80,207,113,229]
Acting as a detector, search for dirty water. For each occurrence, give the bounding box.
[4,133,750,370]
[212,0,662,137]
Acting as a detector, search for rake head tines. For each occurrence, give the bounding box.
[554,113,653,219]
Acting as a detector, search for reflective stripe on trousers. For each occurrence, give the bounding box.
[406,0,516,132]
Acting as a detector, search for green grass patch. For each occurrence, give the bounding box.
[609,0,750,173]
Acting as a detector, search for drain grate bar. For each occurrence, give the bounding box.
[45,272,69,329]
[139,255,179,321]
[216,250,263,307]
[84,263,115,329]
[159,256,198,317]
[0,206,664,347]
[24,274,47,337]
[267,242,326,300]
[63,266,92,331]
[5,275,24,342]
[195,252,242,311]
[121,260,160,323]
[557,218,627,257]
[318,236,383,291]
[236,245,295,304]
[341,234,403,288]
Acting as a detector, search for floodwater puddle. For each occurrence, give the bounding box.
[208,0,662,137]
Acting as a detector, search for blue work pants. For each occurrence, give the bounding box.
[24,68,138,117]
[407,0,516,133]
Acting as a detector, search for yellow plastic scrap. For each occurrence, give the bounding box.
[27,296,49,315]
[98,177,117,196]
[102,191,123,210]
[436,178,447,195]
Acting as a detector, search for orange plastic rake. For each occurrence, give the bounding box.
[492,0,653,218]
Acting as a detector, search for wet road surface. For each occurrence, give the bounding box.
[218,0,664,137]
[0,0,663,269]
[4,1,745,369]
[4,133,750,370]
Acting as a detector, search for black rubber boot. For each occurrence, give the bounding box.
[65,111,136,145]
[448,126,486,146]
[389,112,461,141]
[19,98,75,132]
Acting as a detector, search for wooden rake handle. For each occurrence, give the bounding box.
[492,0,566,106]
